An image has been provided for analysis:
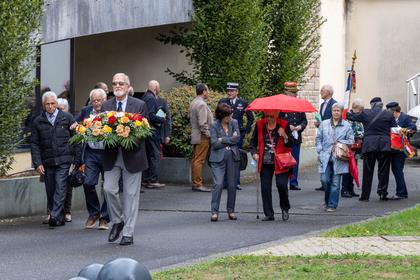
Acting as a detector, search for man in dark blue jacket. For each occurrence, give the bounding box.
[218,82,254,189]
[141,80,166,188]
[386,102,417,199]
[31,91,81,227]
[279,82,307,190]
[347,97,396,201]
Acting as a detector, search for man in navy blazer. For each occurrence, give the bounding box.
[386,102,416,200]
[315,84,337,191]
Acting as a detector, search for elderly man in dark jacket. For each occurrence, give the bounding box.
[347,97,396,201]
[141,80,166,189]
[31,91,81,227]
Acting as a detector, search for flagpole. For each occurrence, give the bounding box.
[347,50,357,108]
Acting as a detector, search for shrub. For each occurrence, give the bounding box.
[0,0,43,176]
[160,86,224,158]
[158,0,269,101]
[263,0,325,94]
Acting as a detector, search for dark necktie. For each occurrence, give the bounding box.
[117,101,123,112]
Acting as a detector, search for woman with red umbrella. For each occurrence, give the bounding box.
[249,111,294,221]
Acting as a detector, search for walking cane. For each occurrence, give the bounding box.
[251,159,260,219]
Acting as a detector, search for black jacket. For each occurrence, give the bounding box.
[278,112,307,144]
[75,105,94,123]
[348,106,396,153]
[31,110,81,168]
[141,90,165,139]
[218,97,254,136]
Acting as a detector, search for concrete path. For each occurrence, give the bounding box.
[251,236,420,256]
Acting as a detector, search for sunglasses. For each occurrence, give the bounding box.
[112,81,127,86]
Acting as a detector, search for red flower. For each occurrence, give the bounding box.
[108,115,117,124]
[137,115,143,121]
[93,116,101,122]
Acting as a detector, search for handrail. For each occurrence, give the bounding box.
[406,72,420,82]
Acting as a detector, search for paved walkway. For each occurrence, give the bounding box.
[251,236,420,256]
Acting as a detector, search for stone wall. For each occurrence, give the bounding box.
[299,57,320,148]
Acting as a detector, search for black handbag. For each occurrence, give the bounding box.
[69,166,85,188]
[239,149,248,171]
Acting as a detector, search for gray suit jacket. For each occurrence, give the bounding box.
[101,96,149,173]
[189,96,213,144]
[209,119,240,163]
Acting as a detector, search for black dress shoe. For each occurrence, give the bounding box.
[108,222,124,242]
[341,192,352,198]
[379,194,388,201]
[119,236,133,246]
[49,218,65,227]
[350,192,360,197]
[315,186,325,191]
[290,186,301,191]
[236,185,242,190]
[281,210,289,221]
[262,216,274,221]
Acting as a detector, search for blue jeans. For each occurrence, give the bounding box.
[289,143,301,187]
[321,162,342,209]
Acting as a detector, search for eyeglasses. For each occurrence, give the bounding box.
[112,81,127,86]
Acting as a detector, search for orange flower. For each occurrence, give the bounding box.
[84,120,93,128]
[120,116,130,124]
[124,126,131,134]
[116,124,124,134]
[94,121,102,128]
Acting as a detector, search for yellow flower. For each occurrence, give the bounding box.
[135,120,142,127]
[103,125,112,133]
[107,111,115,118]
[92,129,101,136]
[78,126,87,134]
[120,116,130,124]
[116,124,124,134]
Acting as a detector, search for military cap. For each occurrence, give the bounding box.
[370,97,382,103]
[386,102,399,109]
[226,82,239,90]
[284,81,298,92]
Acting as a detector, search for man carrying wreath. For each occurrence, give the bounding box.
[101,73,148,246]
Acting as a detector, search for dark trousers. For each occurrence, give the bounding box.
[341,159,358,194]
[143,137,161,183]
[64,182,72,214]
[44,163,71,222]
[223,135,244,188]
[83,147,109,221]
[361,151,391,200]
[289,143,301,187]
[211,150,238,214]
[260,164,290,217]
[391,151,408,197]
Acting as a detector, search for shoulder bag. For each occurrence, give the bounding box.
[266,124,297,169]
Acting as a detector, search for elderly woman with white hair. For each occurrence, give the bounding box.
[316,103,354,211]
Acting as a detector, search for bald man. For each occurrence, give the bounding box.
[141,80,166,188]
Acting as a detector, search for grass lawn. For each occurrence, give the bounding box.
[323,204,420,237]
[153,255,420,280]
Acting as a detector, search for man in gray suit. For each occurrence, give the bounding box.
[189,84,213,192]
[102,73,148,246]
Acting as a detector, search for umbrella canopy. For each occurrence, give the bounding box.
[246,94,317,113]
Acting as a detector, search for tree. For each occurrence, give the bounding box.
[0,0,44,176]
[264,0,325,94]
[158,0,269,101]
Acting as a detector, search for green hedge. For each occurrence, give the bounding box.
[161,86,225,158]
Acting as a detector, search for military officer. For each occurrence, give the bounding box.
[218,82,255,189]
[279,82,307,190]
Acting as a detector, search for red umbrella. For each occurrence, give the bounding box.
[246,94,317,113]
[349,150,360,188]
